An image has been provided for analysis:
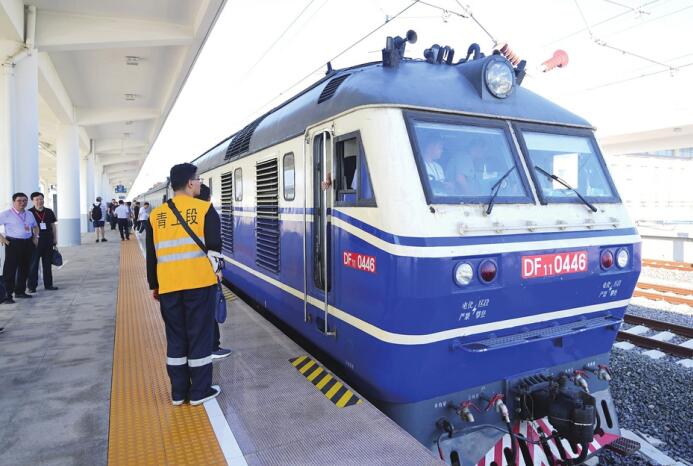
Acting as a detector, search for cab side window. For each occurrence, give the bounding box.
[335,132,375,206]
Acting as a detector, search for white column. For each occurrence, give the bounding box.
[14,51,39,196]
[0,62,15,211]
[79,155,87,233]
[87,151,95,208]
[56,124,81,246]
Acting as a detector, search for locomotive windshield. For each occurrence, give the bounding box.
[519,131,617,203]
[408,116,531,204]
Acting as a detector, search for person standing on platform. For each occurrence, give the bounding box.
[195,183,232,360]
[108,199,118,230]
[27,192,59,292]
[0,193,39,304]
[133,201,141,232]
[91,197,108,243]
[137,202,150,234]
[115,200,131,241]
[146,163,222,406]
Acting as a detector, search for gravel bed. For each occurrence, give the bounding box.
[626,303,693,328]
[597,348,693,465]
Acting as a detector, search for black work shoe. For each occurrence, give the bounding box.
[2,298,15,304]
[96,239,100,243]
[14,293,32,299]
[45,286,58,291]
[190,385,221,406]
[102,238,108,242]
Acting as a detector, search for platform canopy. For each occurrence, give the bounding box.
[0,0,226,194]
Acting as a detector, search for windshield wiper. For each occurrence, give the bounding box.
[534,165,597,212]
[485,166,516,215]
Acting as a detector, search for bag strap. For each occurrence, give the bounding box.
[167,199,207,254]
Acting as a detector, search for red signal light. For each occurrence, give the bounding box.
[600,250,614,269]
[479,260,497,283]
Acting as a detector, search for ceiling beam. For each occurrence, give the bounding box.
[37,52,74,124]
[96,139,148,153]
[76,107,160,126]
[98,153,145,166]
[0,0,23,43]
[35,10,194,52]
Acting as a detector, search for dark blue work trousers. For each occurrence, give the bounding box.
[159,284,216,401]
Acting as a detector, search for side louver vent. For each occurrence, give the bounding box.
[255,159,280,273]
[220,171,234,255]
[225,116,264,160]
[317,74,350,104]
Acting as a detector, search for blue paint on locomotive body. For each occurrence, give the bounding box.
[220,210,640,405]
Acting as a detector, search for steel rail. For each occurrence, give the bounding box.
[636,282,693,296]
[623,314,693,339]
[616,332,693,359]
[633,289,693,307]
[642,259,693,271]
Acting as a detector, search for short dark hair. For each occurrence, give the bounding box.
[170,163,197,191]
[30,192,43,200]
[96,197,102,202]
[195,183,211,202]
[144,202,150,206]
[118,200,124,205]
[12,192,27,201]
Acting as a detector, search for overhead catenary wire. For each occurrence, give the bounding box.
[242,0,421,121]
[238,0,317,83]
[544,0,661,46]
[573,0,677,73]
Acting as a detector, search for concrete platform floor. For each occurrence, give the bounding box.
[0,235,120,465]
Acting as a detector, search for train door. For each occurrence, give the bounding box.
[305,128,336,336]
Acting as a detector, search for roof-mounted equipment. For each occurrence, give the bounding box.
[424,44,455,65]
[382,30,417,68]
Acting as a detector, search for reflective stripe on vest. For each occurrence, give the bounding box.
[156,236,205,250]
[167,356,187,366]
[157,250,207,264]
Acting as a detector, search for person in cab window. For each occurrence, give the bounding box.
[146,163,222,406]
[422,140,450,195]
[448,138,490,195]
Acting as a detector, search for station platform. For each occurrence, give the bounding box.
[0,235,440,465]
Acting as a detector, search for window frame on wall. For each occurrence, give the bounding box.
[282,152,295,201]
[334,131,376,208]
[234,167,243,201]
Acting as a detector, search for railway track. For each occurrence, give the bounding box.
[642,258,693,271]
[634,282,693,306]
[617,315,693,359]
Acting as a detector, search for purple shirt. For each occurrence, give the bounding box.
[0,208,38,239]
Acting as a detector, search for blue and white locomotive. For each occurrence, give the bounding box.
[141,33,641,466]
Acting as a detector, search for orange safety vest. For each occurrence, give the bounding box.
[150,195,217,294]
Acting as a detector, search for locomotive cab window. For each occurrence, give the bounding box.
[515,124,620,205]
[335,132,375,207]
[406,112,532,205]
[234,168,243,201]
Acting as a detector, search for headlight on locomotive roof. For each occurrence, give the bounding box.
[616,248,629,268]
[454,262,474,287]
[485,60,514,98]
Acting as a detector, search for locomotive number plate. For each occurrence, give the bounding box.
[343,251,376,273]
[522,250,588,278]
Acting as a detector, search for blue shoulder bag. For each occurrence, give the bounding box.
[167,200,227,323]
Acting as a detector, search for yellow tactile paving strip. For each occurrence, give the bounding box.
[108,240,226,465]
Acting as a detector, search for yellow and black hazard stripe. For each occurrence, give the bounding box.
[221,285,237,301]
[290,355,362,408]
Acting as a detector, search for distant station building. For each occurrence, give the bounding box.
[600,126,693,262]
